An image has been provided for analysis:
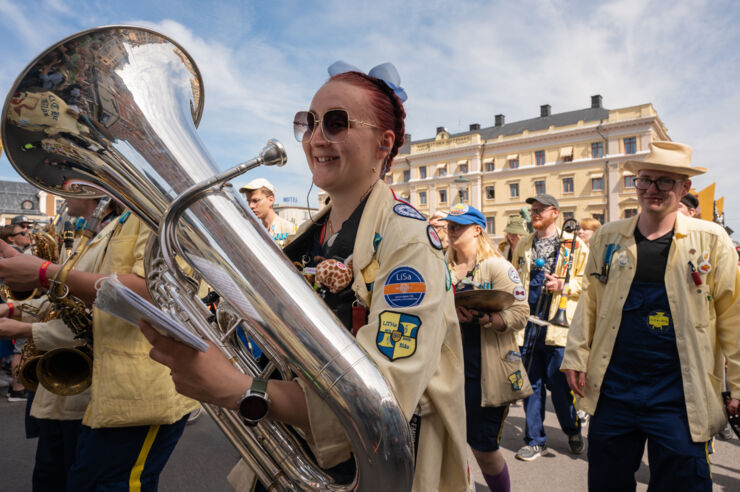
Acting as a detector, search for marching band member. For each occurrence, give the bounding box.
[444,204,530,492]
[562,141,740,491]
[498,216,528,263]
[142,61,471,491]
[511,194,587,461]
[0,200,198,491]
[239,178,297,246]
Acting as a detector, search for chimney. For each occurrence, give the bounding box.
[540,104,551,117]
[469,123,480,131]
[436,126,447,134]
[494,114,505,127]
[591,94,603,109]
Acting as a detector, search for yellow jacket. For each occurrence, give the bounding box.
[294,181,470,492]
[448,255,530,406]
[83,215,198,428]
[561,213,740,442]
[512,229,588,346]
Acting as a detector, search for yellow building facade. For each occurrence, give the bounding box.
[387,95,669,239]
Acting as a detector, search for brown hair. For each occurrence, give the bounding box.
[329,71,406,175]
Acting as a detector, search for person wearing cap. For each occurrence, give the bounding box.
[511,193,587,461]
[498,216,528,262]
[239,178,297,246]
[678,193,700,218]
[443,203,530,492]
[562,141,740,490]
[11,215,32,228]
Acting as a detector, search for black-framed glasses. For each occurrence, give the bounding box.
[530,206,555,216]
[634,177,682,191]
[293,109,379,143]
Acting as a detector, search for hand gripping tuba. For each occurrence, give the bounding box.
[2,26,414,491]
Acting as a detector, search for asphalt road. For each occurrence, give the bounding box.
[1,394,738,491]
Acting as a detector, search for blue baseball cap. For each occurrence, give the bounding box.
[442,204,486,228]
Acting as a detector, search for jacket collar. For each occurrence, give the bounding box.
[353,180,391,271]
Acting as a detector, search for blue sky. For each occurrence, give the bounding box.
[1,0,739,227]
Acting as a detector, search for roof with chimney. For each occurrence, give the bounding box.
[0,180,41,214]
[398,95,609,154]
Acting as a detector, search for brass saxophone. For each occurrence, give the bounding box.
[0,229,60,302]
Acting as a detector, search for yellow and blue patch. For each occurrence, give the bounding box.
[383,266,426,307]
[377,310,421,361]
[648,311,670,332]
[508,370,524,391]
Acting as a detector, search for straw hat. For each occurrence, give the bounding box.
[623,141,706,177]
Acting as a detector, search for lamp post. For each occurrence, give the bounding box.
[454,175,469,205]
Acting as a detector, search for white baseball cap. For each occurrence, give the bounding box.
[239,178,275,195]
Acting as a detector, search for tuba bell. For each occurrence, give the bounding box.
[2,26,414,491]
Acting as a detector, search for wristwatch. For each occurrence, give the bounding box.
[237,377,270,426]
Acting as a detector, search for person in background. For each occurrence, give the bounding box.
[5,220,32,254]
[562,141,740,490]
[429,211,449,250]
[239,178,297,246]
[677,193,700,218]
[577,217,601,248]
[445,204,529,492]
[498,216,528,262]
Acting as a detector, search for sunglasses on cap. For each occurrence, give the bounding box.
[10,231,28,237]
[293,109,379,143]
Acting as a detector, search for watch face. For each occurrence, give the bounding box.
[239,395,269,421]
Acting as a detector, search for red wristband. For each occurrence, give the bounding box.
[7,302,14,319]
[39,261,52,289]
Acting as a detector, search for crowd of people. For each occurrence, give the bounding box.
[0,59,738,492]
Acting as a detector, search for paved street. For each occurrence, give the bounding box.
[1,395,738,491]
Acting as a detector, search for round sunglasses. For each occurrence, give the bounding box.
[293,109,378,143]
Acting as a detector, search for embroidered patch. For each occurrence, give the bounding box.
[427,225,443,250]
[698,261,712,274]
[508,370,524,391]
[383,266,426,307]
[449,203,469,215]
[513,286,526,301]
[376,311,421,361]
[508,266,521,284]
[393,203,425,221]
[648,311,670,331]
[617,253,629,266]
[444,261,452,291]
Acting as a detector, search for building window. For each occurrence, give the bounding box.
[624,137,637,154]
[485,185,495,200]
[438,165,447,177]
[624,208,638,218]
[593,213,605,224]
[509,183,519,198]
[419,191,427,205]
[591,142,604,158]
[562,211,575,221]
[403,170,410,183]
[21,200,33,210]
[485,161,495,172]
[535,180,546,195]
[562,177,574,194]
[592,177,604,191]
[386,174,393,184]
[419,166,427,179]
[508,158,519,169]
[439,189,447,203]
[535,150,545,166]
[624,175,635,188]
[486,217,495,235]
[459,164,468,174]
[461,188,469,202]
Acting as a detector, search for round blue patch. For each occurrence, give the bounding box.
[383,266,426,308]
[393,203,425,221]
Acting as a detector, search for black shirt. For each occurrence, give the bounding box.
[633,227,673,283]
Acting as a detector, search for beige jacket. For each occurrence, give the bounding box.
[290,181,470,491]
[512,229,588,347]
[449,256,530,406]
[83,215,199,428]
[561,213,740,442]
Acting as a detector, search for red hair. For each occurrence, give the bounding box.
[330,71,406,175]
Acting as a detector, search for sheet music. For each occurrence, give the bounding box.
[94,275,208,352]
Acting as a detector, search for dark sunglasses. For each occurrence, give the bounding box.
[10,231,28,237]
[293,109,378,143]
[634,177,682,192]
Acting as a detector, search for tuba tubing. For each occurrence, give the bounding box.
[2,26,414,491]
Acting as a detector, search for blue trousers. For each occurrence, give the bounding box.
[66,414,188,492]
[588,396,711,491]
[33,418,82,492]
[522,336,580,446]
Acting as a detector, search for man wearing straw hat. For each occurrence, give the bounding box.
[562,141,740,490]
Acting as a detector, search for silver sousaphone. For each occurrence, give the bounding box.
[1,26,413,491]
